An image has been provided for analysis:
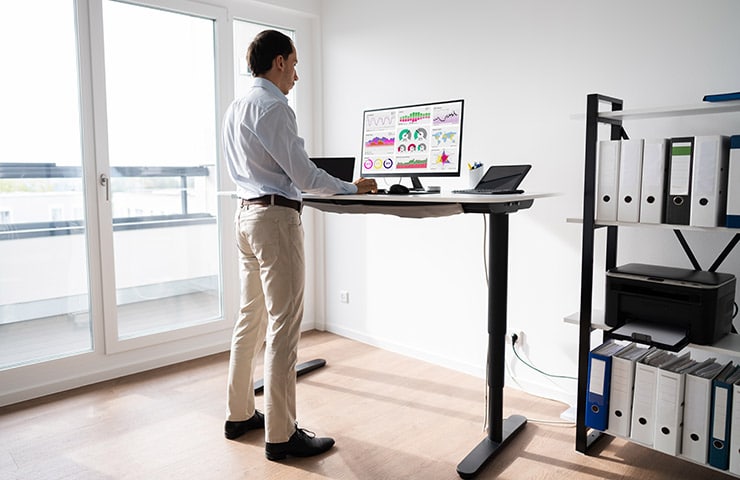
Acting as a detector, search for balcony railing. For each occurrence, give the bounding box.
[0,163,220,328]
[0,163,216,240]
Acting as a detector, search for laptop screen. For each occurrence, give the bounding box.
[310,157,355,182]
[476,164,531,190]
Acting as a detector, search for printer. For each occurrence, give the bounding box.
[605,263,736,346]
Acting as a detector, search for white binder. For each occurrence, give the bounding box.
[690,135,730,227]
[606,344,649,437]
[630,361,659,445]
[681,361,723,464]
[730,383,740,474]
[630,349,678,446]
[639,138,668,224]
[617,139,644,223]
[596,140,621,222]
[653,354,694,455]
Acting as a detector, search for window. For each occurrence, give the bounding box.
[0,0,92,369]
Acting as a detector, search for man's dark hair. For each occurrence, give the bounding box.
[247,30,294,77]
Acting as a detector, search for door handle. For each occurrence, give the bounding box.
[99,173,110,202]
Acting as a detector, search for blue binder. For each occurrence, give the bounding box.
[709,363,739,470]
[585,341,624,431]
[727,136,740,228]
[703,91,740,102]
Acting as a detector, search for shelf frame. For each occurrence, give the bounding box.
[576,93,625,453]
[574,93,740,462]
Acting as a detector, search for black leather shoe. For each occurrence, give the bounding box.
[224,410,264,440]
[265,426,335,461]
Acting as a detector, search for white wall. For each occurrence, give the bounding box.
[314,0,740,406]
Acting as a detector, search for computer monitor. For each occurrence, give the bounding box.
[360,99,464,191]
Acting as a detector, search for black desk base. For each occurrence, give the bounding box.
[253,359,326,394]
[455,211,527,478]
[297,195,539,477]
[457,415,527,478]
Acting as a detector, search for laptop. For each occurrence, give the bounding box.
[452,164,531,195]
[309,157,355,182]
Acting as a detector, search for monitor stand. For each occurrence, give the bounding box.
[410,175,425,192]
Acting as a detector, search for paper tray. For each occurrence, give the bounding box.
[607,321,689,352]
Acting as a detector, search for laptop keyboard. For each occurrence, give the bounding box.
[451,189,524,195]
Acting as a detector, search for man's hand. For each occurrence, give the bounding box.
[354,177,378,194]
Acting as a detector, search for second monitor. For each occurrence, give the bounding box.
[309,156,355,182]
[360,99,464,191]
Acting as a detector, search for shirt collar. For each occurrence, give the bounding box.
[253,77,287,103]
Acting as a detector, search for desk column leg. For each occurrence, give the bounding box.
[456,213,527,479]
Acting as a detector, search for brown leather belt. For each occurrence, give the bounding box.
[240,194,302,213]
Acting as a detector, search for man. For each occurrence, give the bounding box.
[221,29,377,461]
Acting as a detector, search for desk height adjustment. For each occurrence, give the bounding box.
[456,212,528,478]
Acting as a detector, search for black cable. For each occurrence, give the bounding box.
[510,334,577,381]
[483,215,489,285]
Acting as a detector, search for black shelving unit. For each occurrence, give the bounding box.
[574,93,740,459]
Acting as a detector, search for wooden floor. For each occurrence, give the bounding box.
[0,331,733,479]
[0,291,218,369]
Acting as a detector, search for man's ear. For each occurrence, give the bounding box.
[273,55,285,71]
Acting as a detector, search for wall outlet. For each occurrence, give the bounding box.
[340,290,350,304]
[507,330,525,346]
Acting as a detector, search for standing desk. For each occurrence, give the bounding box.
[302,191,551,479]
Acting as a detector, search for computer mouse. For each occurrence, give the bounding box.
[388,184,410,195]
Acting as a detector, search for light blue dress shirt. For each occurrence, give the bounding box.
[222,78,357,202]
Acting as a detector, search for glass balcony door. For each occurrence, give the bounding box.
[0,0,232,369]
[95,0,230,352]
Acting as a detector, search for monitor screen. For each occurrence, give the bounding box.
[360,99,464,182]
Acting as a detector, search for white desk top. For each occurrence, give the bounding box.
[302,191,557,218]
[303,191,557,204]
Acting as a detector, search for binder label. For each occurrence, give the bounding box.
[670,142,692,195]
[714,388,728,441]
[694,141,718,194]
[589,358,606,396]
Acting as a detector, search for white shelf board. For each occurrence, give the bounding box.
[592,429,740,478]
[564,310,605,327]
[570,100,740,121]
[566,217,740,233]
[600,100,740,120]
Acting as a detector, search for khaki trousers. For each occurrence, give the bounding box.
[226,203,304,443]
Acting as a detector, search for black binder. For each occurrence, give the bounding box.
[664,137,694,225]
